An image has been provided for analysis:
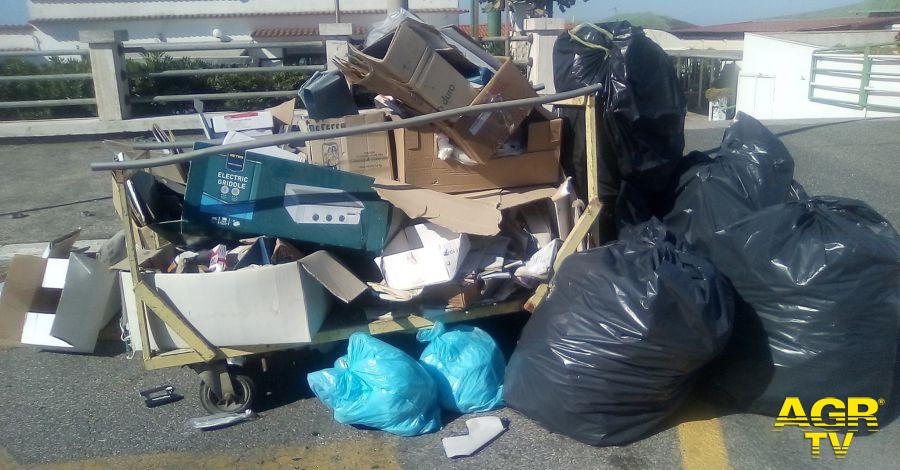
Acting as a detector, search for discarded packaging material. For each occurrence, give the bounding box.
[212,111,274,136]
[121,251,366,351]
[394,119,563,193]
[298,70,359,120]
[183,145,391,252]
[442,416,507,458]
[190,409,257,430]
[299,111,394,180]
[375,223,470,291]
[1,253,119,353]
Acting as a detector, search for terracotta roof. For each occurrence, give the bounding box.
[252,26,367,38]
[0,24,34,33]
[31,8,465,23]
[672,16,900,35]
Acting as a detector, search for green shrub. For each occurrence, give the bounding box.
[0,52,312,120]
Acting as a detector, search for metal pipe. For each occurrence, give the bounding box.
[130,90,298,104]
[0,49,89,57]
[122,41,323,53]
[0,98,96,109]
[91,82,604,171]
[0,73,92,82]
[334,0,341,23]
[141,65,324,78]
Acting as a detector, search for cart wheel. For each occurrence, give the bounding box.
[199,373,256,414]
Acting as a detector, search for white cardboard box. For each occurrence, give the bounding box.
[212,110,274,135]
[120,251,365,351]
[374,223,470,291]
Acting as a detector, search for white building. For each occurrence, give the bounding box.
[736,30,900,119]
[22,0,461,50]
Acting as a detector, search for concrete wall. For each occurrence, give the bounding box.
[736,33,900,119]
[28,0,457,21]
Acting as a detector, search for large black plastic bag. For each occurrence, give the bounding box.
[661,112,807,254]
[553,22,686,200]
[701,197,900,415]
[504,219,734,446]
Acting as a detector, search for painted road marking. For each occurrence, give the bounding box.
[677,405,730,470]
[0,439,400,470]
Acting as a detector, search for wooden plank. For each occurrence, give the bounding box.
[525,198,604,312]
[134,281,219,362]
[550,96,587,107]
[584,94,601,246]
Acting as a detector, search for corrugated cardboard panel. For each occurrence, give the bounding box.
[0,256,55,343]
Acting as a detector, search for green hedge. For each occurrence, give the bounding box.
[0,52,312,121]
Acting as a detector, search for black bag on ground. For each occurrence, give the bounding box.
[701,197,900,415]
[553,22,686,201]
[660,112,806,254]
[504,219,734,446]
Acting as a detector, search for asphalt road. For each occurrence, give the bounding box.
[0,117,899,469]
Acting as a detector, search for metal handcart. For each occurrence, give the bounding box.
[97,84,605,414]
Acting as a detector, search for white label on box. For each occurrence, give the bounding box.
[212,111,274,133]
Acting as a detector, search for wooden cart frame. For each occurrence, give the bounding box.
[112,94,603,413]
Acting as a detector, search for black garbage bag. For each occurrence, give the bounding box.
[553,22,686,201]
[702,197,900,416]
[504,219,734,446]
[659,112,807,254]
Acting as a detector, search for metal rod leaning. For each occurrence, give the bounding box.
[91,82,604,171]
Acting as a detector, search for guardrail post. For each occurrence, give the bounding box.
[319,23,353,71]
[79,30,130,120]
[523,18,567,95]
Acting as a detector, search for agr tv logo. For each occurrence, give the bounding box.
[773,397,884,459]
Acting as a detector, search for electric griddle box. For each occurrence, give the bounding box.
[183,143,391,252]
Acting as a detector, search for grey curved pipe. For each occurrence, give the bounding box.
[91,83,602,171]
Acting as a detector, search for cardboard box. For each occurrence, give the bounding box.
[120,251,366,351]
[212,110,274,136]
[396,118,563,193]
[299,111,394,180]
[0,254,119,352]
[339,24,538,163]
[184,145,391,252]
[374,223,470,291]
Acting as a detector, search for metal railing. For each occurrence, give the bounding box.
[809,42,900,112]
[0,49,97,113]
[480,35,531,67]
[124,40,327,105]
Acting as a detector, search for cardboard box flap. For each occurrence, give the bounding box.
[299,251,368,303]
[461,185,559,210]
[47,253,119,352]
[0,256,50,343]
[373,180,502,236]
[268,98,296,131]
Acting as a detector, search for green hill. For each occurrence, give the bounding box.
[596,12,695,31]
[776,0,900,19]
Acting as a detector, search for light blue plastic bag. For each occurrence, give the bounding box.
[307,333,442,436]
[417,322,506,413]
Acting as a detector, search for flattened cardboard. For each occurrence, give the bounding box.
[0,256,52,343]
[372,180,502,236]
[412,51,476,112]
[395,119,563,193]
[300,111,394,180]
[212,110,274,135]
[125,252,365,351]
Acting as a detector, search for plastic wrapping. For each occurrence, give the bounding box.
[307,333,441,436]
[297,70,359,120]
[661,113,807,254]
[701,197,900,416]
[504,219,734,446]
[417,322,506,413]
[553,22,686,200]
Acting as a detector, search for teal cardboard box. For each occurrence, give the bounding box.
[183,144,390,252]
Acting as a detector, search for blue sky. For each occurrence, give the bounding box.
[0,0,861,26]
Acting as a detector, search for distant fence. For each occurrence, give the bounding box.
[0,23,553,124]
[0,49,97,116]
[809,42,900,112]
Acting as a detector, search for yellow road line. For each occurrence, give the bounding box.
[0,438,400,470]
[677,406,730,470]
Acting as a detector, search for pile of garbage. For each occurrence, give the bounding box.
[0,15,898,451]
[501,21,900,446]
